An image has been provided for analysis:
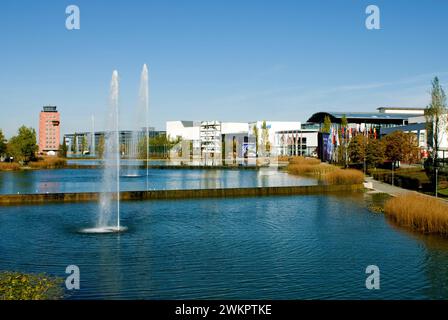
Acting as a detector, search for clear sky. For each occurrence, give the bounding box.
[1,0,448,138]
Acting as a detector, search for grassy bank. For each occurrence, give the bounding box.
[0,162,21,171]
[286,156,364,185]
[371,167,448,198]
[385,193,448,235]
[0,272,63,300]
[29,157,67,169]
[0,158,67,171]
[371,168,432,191]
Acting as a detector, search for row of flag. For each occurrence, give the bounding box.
[330,126,378,146]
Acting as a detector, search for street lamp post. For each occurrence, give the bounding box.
[435,167,439,198]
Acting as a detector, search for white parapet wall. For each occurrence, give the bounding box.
[166,121,200,141]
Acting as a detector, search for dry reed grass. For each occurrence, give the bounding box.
[29,158,67,169]
[286,157,364,185]
[0,162,21,171]
[323,169,365,185]
[384,194,448,235]
[288,156,321,166]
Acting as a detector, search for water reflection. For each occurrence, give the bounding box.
[0,168,317,194]
[386,221,448,299]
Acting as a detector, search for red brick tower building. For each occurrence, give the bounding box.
[38,106,60,155]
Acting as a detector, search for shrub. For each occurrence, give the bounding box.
[385,194,448,235]
[0,272,63,300]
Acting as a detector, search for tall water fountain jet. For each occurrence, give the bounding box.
[83,70,126,233]
[124,64,150,180]
[140,64,150,189]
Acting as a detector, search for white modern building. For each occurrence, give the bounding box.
[382,113,448,160]
[166,121,200,141]
[275,128,319,157]
[166,120,311,164]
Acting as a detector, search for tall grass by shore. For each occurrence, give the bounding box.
[385,194,448,235]
[29,158,67,169]
[0,162,21,171]
[286,156,364,185]
[323,169,365,185]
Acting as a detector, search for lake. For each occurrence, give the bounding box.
[1,193,447,299]
[0,167,316,195]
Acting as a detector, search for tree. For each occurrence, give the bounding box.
[348,135,367,164]
[59,140,68,158]
[252,125,259,156]
[81,135,88,154]
[349,134,386,170]
[97,136,105,158]
[383,131,420,165]
[138,133,180,159]
[322,115,332,134]
[261,121,271,155]
[365,138,385,168]
[7,126,38,163]
[425,77,447,163]
[0,129,6,157]
[71,133,77,153]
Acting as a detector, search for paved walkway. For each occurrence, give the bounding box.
[364,176,413,197]
[364,177,448,203]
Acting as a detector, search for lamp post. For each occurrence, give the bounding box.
[391,161,394,186]
[435,167,439,198]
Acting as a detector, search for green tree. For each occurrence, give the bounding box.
[349,134,385,170]
[0,129,6,156]
[81,135,88,154]
[71,133,77,153]
[97,136,105,158]
[365,139,385,168]
[59,140,68,158]
[138,133,180,159]
[348,134,366,164]
[425,77,447,163]
[252,125,259,156]
[322,115,332,134]
[7,126,38,163]
[261,121,270,154]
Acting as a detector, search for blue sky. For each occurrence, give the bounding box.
[1,0,448,138]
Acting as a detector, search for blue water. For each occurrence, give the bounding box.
[0,168,315,195]
[1,194,447,299]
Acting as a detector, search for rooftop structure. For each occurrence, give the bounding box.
[307,111,415,126]
[377,107,425,115]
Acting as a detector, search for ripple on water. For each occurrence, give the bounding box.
[0,196,447,299]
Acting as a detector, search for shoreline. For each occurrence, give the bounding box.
[0,184,364,205]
